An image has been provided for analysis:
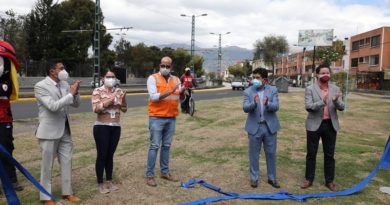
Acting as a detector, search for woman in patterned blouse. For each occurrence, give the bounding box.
[91,70,127,194]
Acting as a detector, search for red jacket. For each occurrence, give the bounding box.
[181,74,194,88]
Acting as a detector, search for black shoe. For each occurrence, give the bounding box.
[12,182,24,192]
[250,180,258,188]
[267,179,280,188]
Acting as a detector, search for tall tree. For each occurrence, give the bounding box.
[316,40,345,65]
[0,10,28,74]
[253,35,289,76]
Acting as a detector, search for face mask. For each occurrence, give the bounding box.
[0,57,4,77]
[58,70,69,81]
[252,79,262,88]
[104,78,116,88]
[160,68,171,76]
[185,71,191,75]
[319,74,330,83]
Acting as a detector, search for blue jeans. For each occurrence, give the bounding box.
[248,123,277,182]
[146,117,176,177]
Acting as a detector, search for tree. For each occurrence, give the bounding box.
[189,54,205,77]
[253,35,289,76]
[316,40,345,65]
[228,64,245,78]
[0,10,29,74]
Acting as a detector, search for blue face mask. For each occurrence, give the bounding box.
[252,79,262,88]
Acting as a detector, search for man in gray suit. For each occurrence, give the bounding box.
[243,67,281,189]
[301,64,344,192]
[34,61,81,205]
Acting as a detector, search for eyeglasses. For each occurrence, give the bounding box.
[105,76,115,78]
[160,64,171,69]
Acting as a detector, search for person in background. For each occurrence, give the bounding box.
[145,56,184,187]
[34,61,81,205]
[180,67,196,113]
[243,67,281,189]
[91,70,127,194]
[301,64,344,192]
[0,40,23,192]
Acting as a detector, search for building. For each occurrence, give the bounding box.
[350,26,390,90]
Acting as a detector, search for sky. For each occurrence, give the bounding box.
[1,0,390,51]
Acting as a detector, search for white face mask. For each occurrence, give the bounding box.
[160,68,171,76]
[0,57,4,77]
[58,70,69,81]
[104,78,116,87]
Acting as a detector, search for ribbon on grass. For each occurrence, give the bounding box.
[0,145,57,204]
[179,136,390,205]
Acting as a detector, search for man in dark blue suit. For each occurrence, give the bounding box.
[243,67,281,189]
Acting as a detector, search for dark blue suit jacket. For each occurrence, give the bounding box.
[243,85,281,135]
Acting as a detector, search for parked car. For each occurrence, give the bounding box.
[90,80,103,88]
[231,78,249,90]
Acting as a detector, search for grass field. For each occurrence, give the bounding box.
[1,91,390,205]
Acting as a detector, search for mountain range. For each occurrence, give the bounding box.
[158,43,254,73]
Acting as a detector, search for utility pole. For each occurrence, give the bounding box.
[210,32,231,78]
[181,13,207,77]
[94,0,101,88]
[311,46,316,84]
[301,47,306,88]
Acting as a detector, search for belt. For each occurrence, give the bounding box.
[258,121,266,124]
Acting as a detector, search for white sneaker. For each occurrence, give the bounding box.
[380,187,390,194]
[98,184,110,194]
[105,181,119,192]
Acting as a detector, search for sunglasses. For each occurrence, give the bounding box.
[160,64,171,69]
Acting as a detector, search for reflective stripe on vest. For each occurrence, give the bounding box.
[148,73,180,117]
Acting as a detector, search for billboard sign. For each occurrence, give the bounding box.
[298,29,334,46]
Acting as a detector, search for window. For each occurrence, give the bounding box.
[351,58,358,67]
[352,41,359,50]
[359,56,369,64]
[371,35,380,47]
[359,39,365,46]
[369,55,379,66]
[365,37,370,44]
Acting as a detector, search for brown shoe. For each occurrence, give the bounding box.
[43,200,56,205]
[62,194,80,202]
[300,180,313,189]
[146,177,157,187]
[161,173,179,182]
[325,182,337,192]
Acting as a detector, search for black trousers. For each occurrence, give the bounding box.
[93,125,121,184]
[0,122,18,183]
[305,120,337,184]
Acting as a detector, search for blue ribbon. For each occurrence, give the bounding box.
[179,136,390,205]
[0,145,57,204]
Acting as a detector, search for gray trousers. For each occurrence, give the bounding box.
[39,125,73,200]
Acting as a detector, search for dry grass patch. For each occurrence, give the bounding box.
[1,91,390,204]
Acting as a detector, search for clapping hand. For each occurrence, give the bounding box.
[254,94,259,104]
[264,96,269,106]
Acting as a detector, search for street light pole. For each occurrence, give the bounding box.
[311,45,316,84]
[210,32,231,78]
[301,47,306,88]
[181,13,207,77]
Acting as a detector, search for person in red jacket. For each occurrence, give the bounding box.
[180,68,196,113]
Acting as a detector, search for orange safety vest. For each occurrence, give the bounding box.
[148,73,180,117]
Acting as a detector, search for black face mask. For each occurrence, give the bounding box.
[185,71,190,75]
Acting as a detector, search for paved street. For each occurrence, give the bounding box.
[11,87,244,120]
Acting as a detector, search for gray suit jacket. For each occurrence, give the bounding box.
[305,82,344,131]
[34,76,80,139]
[243,85,281,135]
